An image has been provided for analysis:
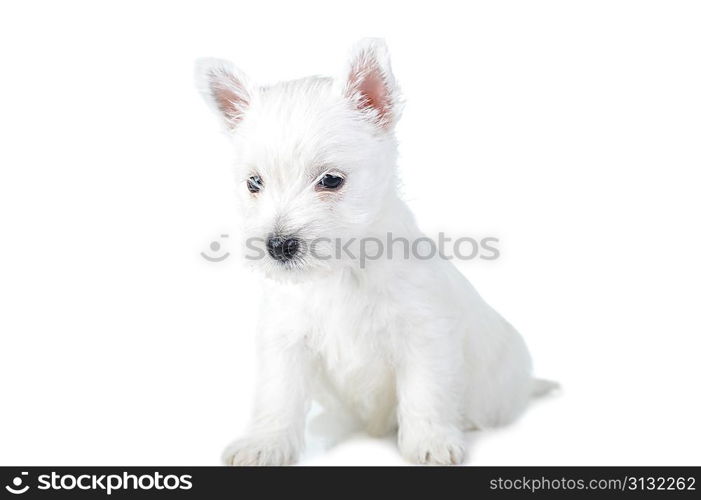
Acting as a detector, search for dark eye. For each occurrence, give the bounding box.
[317,173,344,190]
[247,175,263,193]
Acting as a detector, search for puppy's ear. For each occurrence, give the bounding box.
[343,38,401,130]
[195,58,251,130]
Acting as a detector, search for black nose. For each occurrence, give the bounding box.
[266,236,300,262]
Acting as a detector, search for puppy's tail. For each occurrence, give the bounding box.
[530,378,560,398]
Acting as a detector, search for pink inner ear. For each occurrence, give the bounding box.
[210,74,249,127]
[348,61,392,126]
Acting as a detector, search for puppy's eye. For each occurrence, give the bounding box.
[247,175,263,193]
[317,173,344,190]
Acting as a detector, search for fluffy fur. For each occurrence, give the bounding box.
[196,39,554,465]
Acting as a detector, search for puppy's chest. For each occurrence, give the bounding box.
[302,280,402,376]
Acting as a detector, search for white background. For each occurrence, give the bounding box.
[1,0,699,466]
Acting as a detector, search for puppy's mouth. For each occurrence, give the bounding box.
[251,233,335,280]
[272,255,306,270]
[260,236,336,281]
[262,252,318,283]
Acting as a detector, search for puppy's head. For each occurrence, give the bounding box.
[197,39,402,281]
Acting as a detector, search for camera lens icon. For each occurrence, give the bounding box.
[5,472,29,494]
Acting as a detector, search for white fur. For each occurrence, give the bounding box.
[197,39,552,465]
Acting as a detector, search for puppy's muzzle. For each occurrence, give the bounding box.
[267,235,300,262]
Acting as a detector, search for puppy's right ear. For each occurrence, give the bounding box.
[195,58,251,130]
[342,38,401,130]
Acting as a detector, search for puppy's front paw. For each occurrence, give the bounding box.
[222,432,300,466]
[398,426,467,465]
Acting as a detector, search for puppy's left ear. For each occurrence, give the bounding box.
[343,38,402,130]
[195,58,251,130]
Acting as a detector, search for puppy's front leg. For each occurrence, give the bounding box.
[223,330,309,466]
[396,328,467,465]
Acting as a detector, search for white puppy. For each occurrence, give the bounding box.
[196,39,554,465]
